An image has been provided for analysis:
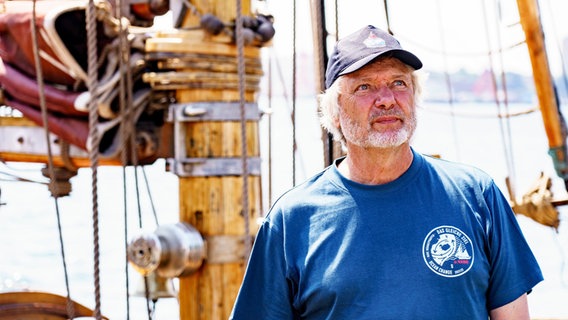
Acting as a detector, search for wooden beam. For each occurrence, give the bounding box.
[516,0,563,149]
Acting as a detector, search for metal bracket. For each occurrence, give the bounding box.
[168,101,261,177]
[167,101,260,122]
[167,157,260,177]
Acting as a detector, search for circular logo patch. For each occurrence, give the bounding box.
[422,226,474,278]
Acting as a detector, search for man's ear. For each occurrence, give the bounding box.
[332,115,340,129]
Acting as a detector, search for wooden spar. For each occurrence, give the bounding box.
[145,1,263,319]
[516,0,568,179]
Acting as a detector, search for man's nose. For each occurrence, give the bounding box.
[373,86,395,109]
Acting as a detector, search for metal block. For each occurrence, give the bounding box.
[167,101,260,122]
[167,157,261,177]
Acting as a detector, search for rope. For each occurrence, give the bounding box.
[132,164,153,319]
[236,0,251,260]
[0,166,48,184]
[383,0,392,35]
[394,31,525,58]
[547,0,568,106]
[334,0,338,40]
[433,0,461,161]
[543,0,568,113]
[142,167,160,226]
[113,1,133,318]
[267,48,274,208]
[419,104,538,118]
[292,0,297,186]
[85,0,102,318]
[30,0,75,318]
[481,0,518,200]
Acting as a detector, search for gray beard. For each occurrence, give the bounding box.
[341,110,417,149]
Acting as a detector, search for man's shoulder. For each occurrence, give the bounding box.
[421,153,489,174]
[274,165,339,205]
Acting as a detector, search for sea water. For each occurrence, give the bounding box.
[1,100,567,319]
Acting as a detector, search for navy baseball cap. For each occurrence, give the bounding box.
[325,25,422,89]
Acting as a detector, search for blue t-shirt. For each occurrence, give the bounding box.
[230,149,543,319]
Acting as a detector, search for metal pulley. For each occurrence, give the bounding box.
[41,166,78,198]
[127,222,205,278]
[132,271,177,300]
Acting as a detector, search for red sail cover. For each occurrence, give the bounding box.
[0,1,132,152]
[0,0,166,161]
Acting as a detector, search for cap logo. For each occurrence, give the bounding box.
[363,31,386,48]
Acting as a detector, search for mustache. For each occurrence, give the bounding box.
[369,109,406,121]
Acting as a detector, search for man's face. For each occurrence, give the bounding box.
[336,57,417,149]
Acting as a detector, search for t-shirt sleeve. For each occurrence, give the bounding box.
[485,181,544,310]
[230,214,297,319]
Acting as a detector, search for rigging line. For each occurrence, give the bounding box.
[543,0,568,106]
[495,0,518,200]
[86,0,102,318]
[434,0,461,162]
[267,48,274,209]
[114,1,132,318]
[236,0,252,261]
[394,32,525,58]
[0,171,48,184]
[481,0,517,200]
[122,17,147,319]
[133,165,152,319]
[264,15,308,182]
[141,167,160,227]
[267,41,308,180]
[383,0,392,35]
[30,0,75,318]
[121,165,131,319]
[418,104,538,118]
[122,19,146,318]
[291,0,297,187]
[333,0,338,41]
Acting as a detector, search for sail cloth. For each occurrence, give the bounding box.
[0,0,159,158]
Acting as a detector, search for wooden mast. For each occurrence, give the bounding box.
[309,0,344,167]
[516,0,568,183]
[144,1,264,319]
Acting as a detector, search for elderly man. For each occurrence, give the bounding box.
[230,25,542,319]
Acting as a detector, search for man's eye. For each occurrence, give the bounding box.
[393,80,406,87]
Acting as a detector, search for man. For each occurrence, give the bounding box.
[230,25,543,319]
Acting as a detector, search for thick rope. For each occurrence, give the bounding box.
[235,0,251,260]
[30,1,75,318]
[86,0,102,318]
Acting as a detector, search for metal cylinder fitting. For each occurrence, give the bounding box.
[127,222,205,278]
